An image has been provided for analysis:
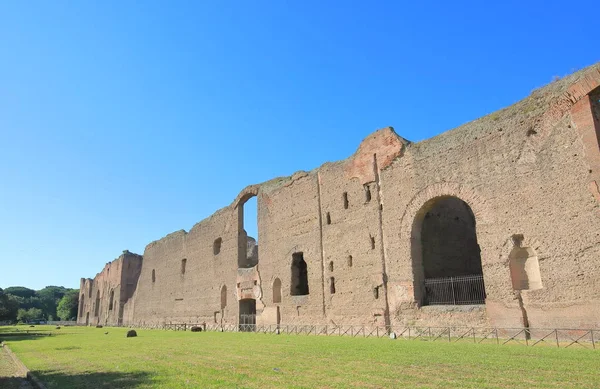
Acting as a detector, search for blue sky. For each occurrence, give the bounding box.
[0,1,598,290]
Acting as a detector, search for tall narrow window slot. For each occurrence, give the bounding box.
[272,278,282,303]
[330,277,336,294]
[152,269,156,283]
[181,258,187,275]
[291,252,309,296]
[79,295,85,316]
[326,212,331,225]
[238,194,258,268]
[347,255,353,267]
[343,192,349,209]
[220,285,227,309]
[364,184,372,202]
[213,238,222,255]
[94,291,100,317]
[108,290,114,311]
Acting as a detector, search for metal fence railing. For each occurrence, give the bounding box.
[155,323,597,349]
[239,314,256,332]
[424,274,486,305]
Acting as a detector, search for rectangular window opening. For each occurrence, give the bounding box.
[364,185,372,202]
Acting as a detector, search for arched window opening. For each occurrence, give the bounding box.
[108,290,114,311]
[272,278,282,303]
[291,252,309,296]
[94,290,100,317]
[213,238,222,255]
[413,196,486,306]
[509,235,543,290]
[79,295,85,317]
[220,285,227,309]
[238,194,258,268]
[181,258,187,275]
[152,269,156,283]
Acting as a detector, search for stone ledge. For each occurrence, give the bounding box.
[1,342,47,389]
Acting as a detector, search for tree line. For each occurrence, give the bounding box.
[0,286,79,323]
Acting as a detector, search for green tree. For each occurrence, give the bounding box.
[0,288,19,321]
[4,286,36,299]
[56,289,79,321]
[37,286,69,319]
[16,307,44,322]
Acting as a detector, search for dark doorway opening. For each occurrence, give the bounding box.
[291,252,309,296]
[239,299,256,332]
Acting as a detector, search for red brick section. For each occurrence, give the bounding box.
[565,68,600,103]
[566,66,600,202]
[344,127,409,184]
[571,93,600,202]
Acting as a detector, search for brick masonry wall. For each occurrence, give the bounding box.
[79,63,600,330]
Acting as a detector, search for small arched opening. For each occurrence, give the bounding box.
[213,238,222,255]
[509,235,543,291]
[411,196,486,306]
[272,278,282,303]
[220,285,227,310]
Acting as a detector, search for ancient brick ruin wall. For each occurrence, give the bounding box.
[77,251,142,326]
[130,208,241,326]
[78,63,600,330]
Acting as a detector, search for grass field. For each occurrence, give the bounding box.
[1,325,599,388]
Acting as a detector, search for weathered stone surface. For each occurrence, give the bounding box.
[78,63,600,330]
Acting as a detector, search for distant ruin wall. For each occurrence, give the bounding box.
[79,63,600,330]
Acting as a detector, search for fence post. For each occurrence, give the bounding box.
[451,277,456,305]
[495,328,499,345]
[555,329,559,348]
[472,328,475,343]
[448,327,451,342]
[591,330,595,350]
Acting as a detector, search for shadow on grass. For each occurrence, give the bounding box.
[0,376,33,389]
[32,370,155,389]
[0,328,82,343]
[0,332,52,343]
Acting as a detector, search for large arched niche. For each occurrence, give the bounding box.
[400,183,492,306]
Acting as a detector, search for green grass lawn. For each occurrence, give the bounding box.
[1,325,598,388]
